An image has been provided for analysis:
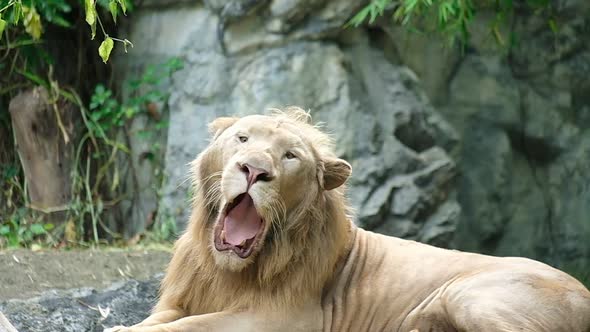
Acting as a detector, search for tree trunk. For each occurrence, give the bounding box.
[9,87,76,225]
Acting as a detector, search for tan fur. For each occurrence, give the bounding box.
[106,108,590,332]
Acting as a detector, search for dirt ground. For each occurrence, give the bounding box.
[0,248,172,300]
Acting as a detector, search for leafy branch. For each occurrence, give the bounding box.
[0,0,132,63]
[348,0,552,46]
[84,0,132,63]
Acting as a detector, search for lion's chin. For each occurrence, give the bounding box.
[210,249,256,271]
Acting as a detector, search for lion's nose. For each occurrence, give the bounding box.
[238,163,273,188]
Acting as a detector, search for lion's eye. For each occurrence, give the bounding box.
[238,136,248,143]
[285,151,296,160]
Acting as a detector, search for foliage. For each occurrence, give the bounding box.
[87,57,182,138]
[66,57,183,245]
[143,214,177,244]
[0,57,184,248]
[0,0,151,248]
[0,0,131,62]
[348,0,553,46]
[0,207,54,247]
[0,162,54,247]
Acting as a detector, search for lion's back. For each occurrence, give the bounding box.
[323,228,590,332]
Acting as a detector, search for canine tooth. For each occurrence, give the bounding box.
[239,239,247,247]
[220,230,226,241]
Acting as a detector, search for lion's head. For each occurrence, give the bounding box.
[189,107,352,273]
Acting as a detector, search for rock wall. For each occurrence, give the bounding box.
[117,0,590,271]
[384,2,590,271]
[454,1,590,270]
[117,0,459,247]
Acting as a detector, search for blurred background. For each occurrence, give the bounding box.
[1,0,589,317]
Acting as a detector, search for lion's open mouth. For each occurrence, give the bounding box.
[214,193,264,258]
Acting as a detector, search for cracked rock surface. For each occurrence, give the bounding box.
[0,276,160,332]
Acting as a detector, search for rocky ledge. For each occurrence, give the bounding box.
[0,275,160,332]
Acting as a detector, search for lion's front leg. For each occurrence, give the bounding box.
[105,312,254,332]
[104,308,185,332]
[133,308,186,327]
[131,312,256,332]
[107,309,322,332]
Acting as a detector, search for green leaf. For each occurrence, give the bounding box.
[136,130,154,139]
[124,106,137,118]
[13,2,22,25]
[548,18,558,33]
[117,0,127,15]
[155,120,169,129]
[90,19,96,39]
[0,15,6,40]
[346,6,371,27]
[50,14,73,28]
[165,57,184,71]
[0,225,10,236]
[17,69,48,87]
[99,37,114,63]
[95,84,106,95]
[85,0,97,39]
[109,0,118,23]
[22,6,43,40]
[84,0,97,39]
[85,0,96,26]
[30,224,46,236]
[43,223,55,231]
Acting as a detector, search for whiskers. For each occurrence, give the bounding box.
[204,180,222,206]
[262,195,287,242]
[191,171,223,221]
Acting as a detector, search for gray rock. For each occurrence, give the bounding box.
[446,55,521,132]
[381,25,462,105]
[341,40,459,242]
[419,200,461,247]
[511,13,587,79]
[0,276,161,332]
[223,0,364,54]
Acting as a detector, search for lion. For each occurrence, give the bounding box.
[106,107,590,332]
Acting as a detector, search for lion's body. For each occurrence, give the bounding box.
[106,109,590,332]
[324,228,590,331]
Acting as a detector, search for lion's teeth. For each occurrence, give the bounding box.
[238,239,247,247]
[221,230,226,241]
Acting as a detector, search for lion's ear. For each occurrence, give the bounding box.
[208,117,239,139]
[322,157,352,190]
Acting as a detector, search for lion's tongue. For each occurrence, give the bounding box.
[224,194,262,246]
